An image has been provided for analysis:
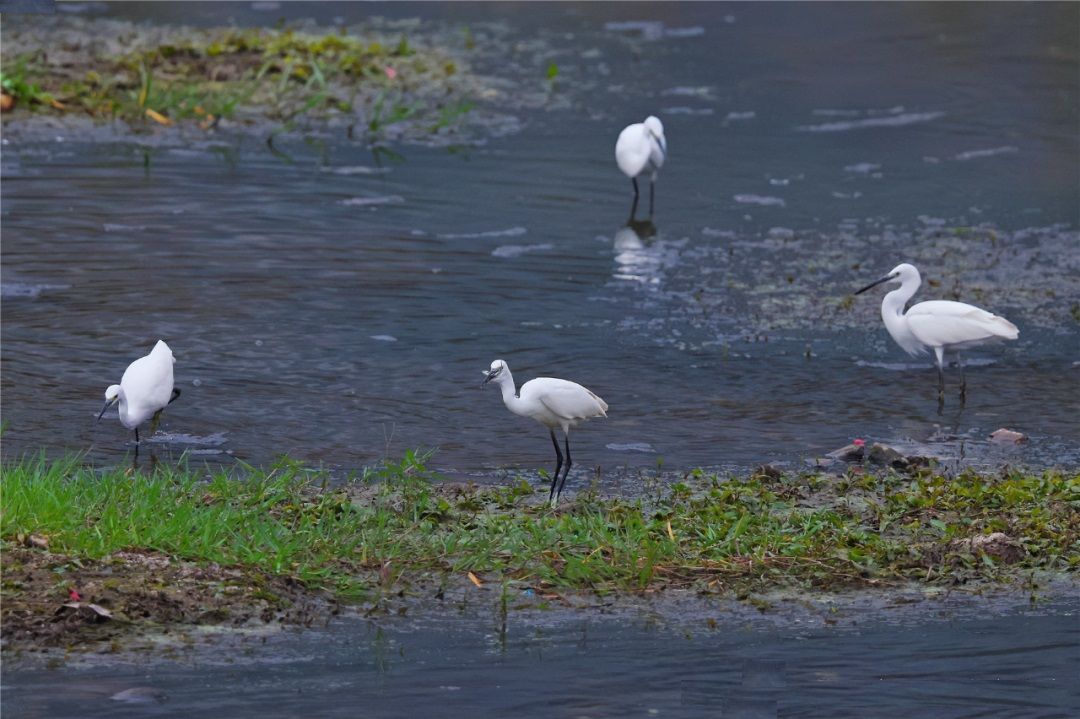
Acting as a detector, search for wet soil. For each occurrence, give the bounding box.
[1,544,338,655]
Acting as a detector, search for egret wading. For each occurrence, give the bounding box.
[615,115,666,220]
[98,339,181,443]
[855,263,1019,402]
[482,360,608,506]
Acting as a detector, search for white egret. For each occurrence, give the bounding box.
[855,263,1018,400]
[482,359,608,506]
[615,115,666,219]
[98,340,181,443]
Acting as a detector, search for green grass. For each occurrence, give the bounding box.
[3,24,473,137]
[2,453,1077,603]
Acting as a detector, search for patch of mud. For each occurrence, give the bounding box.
[0,545,337,654]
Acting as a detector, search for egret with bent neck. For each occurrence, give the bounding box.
[615,115,667,220]
[482,359,608,506]
[98,339,182,444]
[855,263,1019,403]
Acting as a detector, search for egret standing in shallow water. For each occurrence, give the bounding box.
[98,340,181,443]
[615,115,666,220]
[855,263,1019,402]
[482,359,608,506]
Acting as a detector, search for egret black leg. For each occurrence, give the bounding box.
[134,426,140,444]
[555,434,573,503]
[957,353,967,400]
[649,180,655,217]
[548,430,564,505]
[150,409,164,436]
[169,388,182,404]
[629,178,640,221]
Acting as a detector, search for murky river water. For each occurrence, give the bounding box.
[2,2,1077,478]
[2,3,1078,714]
[4,594,1078,718]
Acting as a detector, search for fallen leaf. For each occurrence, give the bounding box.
[49,98,66,110]
[26,534,49,549]
[666,520,675,542]
[145,108,173,126]
[69,588,82,601]
[467,572,483,588]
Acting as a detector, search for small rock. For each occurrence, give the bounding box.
[951,532,1023,563]
[1,92,14,113]
[989,428,1027,444]
[23,534,49,549]
[868,443,908,468]
[826,443,864,462]
[753,464,783,480]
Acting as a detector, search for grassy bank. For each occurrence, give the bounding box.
[1,17,493,142]
[2,453,1078,648]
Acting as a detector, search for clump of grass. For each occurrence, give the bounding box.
[2,454,1077,604]
[2,21,479,140]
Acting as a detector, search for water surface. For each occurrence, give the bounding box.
[2,3,1078,478]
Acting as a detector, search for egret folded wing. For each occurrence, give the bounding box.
[528,378,608,422]
[907,301,1019,348]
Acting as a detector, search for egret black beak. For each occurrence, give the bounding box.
[481,369,498,387]
[97,397,118,421]
[855,273,897,295]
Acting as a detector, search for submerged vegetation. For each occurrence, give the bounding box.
[2,451,1077,649]
[1,18,494,142]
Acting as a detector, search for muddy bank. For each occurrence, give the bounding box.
[3,454,1077,655]
[0,544,338,656]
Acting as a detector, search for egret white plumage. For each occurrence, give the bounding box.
[615,115,666,219]
[855,263,1019,400]
[98,339,181,443]
[482,359,608,506]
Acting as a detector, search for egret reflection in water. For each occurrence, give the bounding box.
[612,219,663,284]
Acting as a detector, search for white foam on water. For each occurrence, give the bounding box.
[843,162,882,174]
[606,442,657,453]
[491,243,553,258]
[438,227,526,239]
[339,195,405,206]
[370,335,398,342]
[150,431,227,446]
[1,282,69,298]
[734,194,786,207]
[953,146,1018,161]
[322,166,391,175]
[797,111,945,132]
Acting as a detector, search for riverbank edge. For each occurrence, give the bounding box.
[2,453,1077,654]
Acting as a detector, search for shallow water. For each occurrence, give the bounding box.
[3,3,1078,478]
[2,3,1079,716]
[3,595,1078,718]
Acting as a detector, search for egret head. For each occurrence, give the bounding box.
[98,384,121,421]
[855,262,920,295]
[481,359,508,387]
[643,115,666,155]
